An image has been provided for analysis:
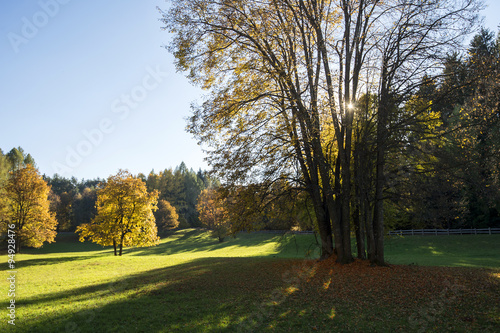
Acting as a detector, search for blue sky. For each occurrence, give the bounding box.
[1,0,499,180]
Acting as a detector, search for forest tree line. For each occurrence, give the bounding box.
[45,162,219,232]
[382,28,500,231]
[0,147,318,239]
[0,148,213,234]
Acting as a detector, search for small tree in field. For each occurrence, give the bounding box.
[154,199,179,231]
[196,188,229,242]
[0,164,57,253]
[76,170,159,256]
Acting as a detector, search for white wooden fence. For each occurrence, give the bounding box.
[388,228,500,236]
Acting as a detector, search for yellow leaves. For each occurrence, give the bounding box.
[284,285,299,295]
[404,94,443,141]
[75,223,89,242]
[196,188,231,239]
[2,164,57,249]
[323,278,332,290]
[327,307,336,320]
[425,110,443,131]
[76,170,159,252]
[155,199,180,230]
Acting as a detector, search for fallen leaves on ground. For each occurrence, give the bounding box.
[258,256,500,332]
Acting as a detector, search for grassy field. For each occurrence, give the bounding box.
[385,234,500,268]
[1,230,499,332]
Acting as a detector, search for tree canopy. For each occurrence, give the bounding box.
[0,164,57,252]
[76,170,160,256]
[155,199,180,231]
[196,188,230,242]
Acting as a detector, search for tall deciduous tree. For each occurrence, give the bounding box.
[0,149,9,185]
[197,188,230,242]
[0,164,57,253]
[162,0,481,264]
[76,170,159,256]
[155,199,180,231]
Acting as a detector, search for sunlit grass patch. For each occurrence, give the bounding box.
[283,285,299,295]
[328,307,336,319]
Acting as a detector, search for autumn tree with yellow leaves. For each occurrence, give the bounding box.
[196,188,230,242]
[154,199,180,231]
[0,164,57,253]
[77,170,159,256]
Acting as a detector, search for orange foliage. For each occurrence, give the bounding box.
[76,170,159,255]
[196,188,230,242]
[1,164,57,252]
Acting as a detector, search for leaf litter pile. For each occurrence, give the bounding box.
[241,257,500,332]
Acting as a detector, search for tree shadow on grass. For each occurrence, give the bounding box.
[11,232,114,255]
[14,257,293,333]
[0,254,111,271]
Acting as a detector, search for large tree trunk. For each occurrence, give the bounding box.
[328,141,353,264]
[338,126,354,264]
[353,141,367,260]
[312,192,334,260]
[353,197,366,260]
[15,237,21,254]
[373,99,386,265]
[338,0,356,265]
[314,161,335,261]
[364,200,375,262]
[372,155,385,266]
[218,230,225,243]
[340,163,354,264]
[119,234,125,256]
[329,156,344,261]
[371,66,389,266]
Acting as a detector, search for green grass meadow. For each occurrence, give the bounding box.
[385,234,500,268]
[1,230,499,332]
